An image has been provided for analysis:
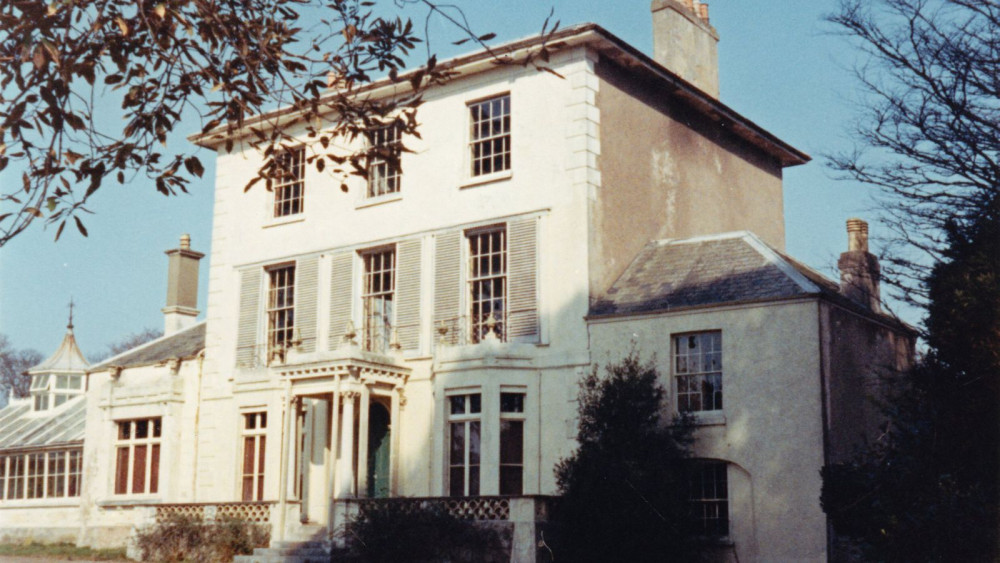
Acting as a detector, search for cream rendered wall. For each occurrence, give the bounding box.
[588,300,828,563]
[196,46,602,502]
[79,358,201,547]
[591,57,786,298]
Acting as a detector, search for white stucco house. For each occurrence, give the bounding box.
[0,1,914,561]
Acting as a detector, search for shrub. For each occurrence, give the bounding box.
[135,513,269,562]
[341,501,506,563]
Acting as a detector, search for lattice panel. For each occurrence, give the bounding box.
[155,504,204,522]
[217,502,272,523]
[360,497,510,521]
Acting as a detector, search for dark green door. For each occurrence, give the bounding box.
[367,403,391,498]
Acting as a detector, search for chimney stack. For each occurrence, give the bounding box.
[650,0,719,98]
[162,234,204,335]
[837,219,881,312]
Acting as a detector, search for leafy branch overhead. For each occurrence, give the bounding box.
[0,0,561,246]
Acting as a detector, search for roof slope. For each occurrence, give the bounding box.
[0,397,85,449]
[90,322,206,371]
[29,327,89,374]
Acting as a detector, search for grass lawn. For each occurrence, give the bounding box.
[0,541,128,561]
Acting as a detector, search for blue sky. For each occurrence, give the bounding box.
[0,1,902,357]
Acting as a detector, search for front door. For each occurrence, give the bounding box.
[366,403,391,498]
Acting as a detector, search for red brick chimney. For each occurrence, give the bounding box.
[838,219,881,312]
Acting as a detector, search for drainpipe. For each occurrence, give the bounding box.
[190,350,205,499]
[277,379,293,542]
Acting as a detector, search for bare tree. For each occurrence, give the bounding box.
[0,333,43,400]
[827,0,1000,307]
[0,0,558,246]
[91,327,164,363]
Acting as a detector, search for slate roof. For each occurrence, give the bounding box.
[590,232,911,331]
[89,322,206,372]
[28,327,89,374]
[0,397,85,449]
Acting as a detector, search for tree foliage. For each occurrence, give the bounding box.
[827,0,1000,306]
[554,352,698,563]
[0,333,43,401]
[0,0,559,246]
[820,208,1000,561]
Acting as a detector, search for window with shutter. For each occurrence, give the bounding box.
[295,257,319,353]
[236,268,262,367]
[328,252,354,350]
[434,232,462,345]
[396,239,422,351]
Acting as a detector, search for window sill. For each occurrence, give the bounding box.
[0,498,81,508]
[263,215,305,229]
[460,170,512,189]
[355,193,402,209]
[97,497,162,508]
[690,411,726,426]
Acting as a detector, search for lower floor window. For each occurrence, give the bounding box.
[241,412,267,501]
[448,393,481,497]
[499,392,525,495]
[690,462,729,537]
[0,449,82,501]
[114,418,161,495]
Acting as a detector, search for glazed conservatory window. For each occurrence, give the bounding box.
[114,418,161,495]
[241,412,267,501]
[674,331,723,412]
[448,393,481,497]
[469,95,510,177]
[0,450,82,501]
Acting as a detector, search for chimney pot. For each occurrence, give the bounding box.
[846,218,868,252]
[682,0,694,10]
[163,234,204,335]
[838,218,881,312]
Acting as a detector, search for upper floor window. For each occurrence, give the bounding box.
[674,331,722,412]
[469,95,510,177]
[448,393,481,497]
[272,147,304,218]
[468,228,506,343]
[241,412,267,501]
[690,461,729,537]
[267,265,296,358]
[362,248,395,353]
[114,418,161,495]
[366,124,402,198]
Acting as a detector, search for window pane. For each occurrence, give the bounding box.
[450,423,465,465]
[468,465,480,496]
[500,466,523,496]
[449,467,465,497]
[450,396,465,415]
[242,477,255,502]
[500,393,524,413]
[469,394,481,414]
[150,445,160,494]
[243,437,255,474]
[115,447,129,495]
[500,420,523,464]
[469,421,481,464]
[136,419,149,439]
[132,445,147,494]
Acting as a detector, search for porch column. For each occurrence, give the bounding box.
[390,386,402,496]
[299,400,312,522]
[338,391,358,498]
[328,384,341,500]
[357,384,371,497]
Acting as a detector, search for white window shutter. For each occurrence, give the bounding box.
[508,217,539,341]
[328,251,354,350]
[434,231,462,345]
[396,239,422,350]
[236,268,262,367]
[295,256,319,353]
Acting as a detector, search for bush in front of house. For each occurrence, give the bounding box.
[340,501,506,563]
[135,513,269,562]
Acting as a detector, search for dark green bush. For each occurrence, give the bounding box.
[135,513,269,562]
[341,501,506,563]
